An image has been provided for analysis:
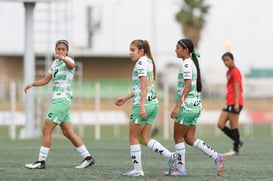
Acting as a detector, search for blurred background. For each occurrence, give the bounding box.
[0,0,273,140]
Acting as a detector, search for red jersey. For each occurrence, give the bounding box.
[226,66,243,105]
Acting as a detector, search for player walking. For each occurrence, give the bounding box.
[115,39,177,176]
[24,40,95,169]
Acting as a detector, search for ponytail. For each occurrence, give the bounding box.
[143,40,156,80]
[178,39,202,92]
[192,53,202,92]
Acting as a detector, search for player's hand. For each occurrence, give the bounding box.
[140,106,147,119]
[115,97,125,106]
[55,54,65,60]
[171,107,179,119]
[24,83,33,93]
[234,104,239,112]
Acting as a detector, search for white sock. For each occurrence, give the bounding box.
[130,144,142,171]
[38,146,49,161]
[193,139,218,160]
[175,142,186,172]
[76,145,91,159]
[147,139,172,159]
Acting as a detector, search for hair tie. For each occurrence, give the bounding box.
[193,49,200,58]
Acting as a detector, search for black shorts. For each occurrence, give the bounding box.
[222,104,243,114]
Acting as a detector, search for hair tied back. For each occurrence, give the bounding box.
[193,49,201,58]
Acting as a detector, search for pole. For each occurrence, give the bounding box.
[163,81,169,139]
[9,81,16,140]
[95,82,101,140]
[22,2,36,139]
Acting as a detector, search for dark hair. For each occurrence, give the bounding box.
[55,39,69,51]
[222,52,234,60]
[178,39,202,92]
[130,39,156,80]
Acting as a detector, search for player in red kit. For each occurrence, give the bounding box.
[217,52,244,156]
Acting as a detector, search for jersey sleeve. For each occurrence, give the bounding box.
[182,59,192,79]
[136,57,147,77]
[66,56,75,66]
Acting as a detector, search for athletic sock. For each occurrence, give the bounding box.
[175,142,186,172]
[38,146,50,161]
[193,139,218,160]
[147,139,172,159]
[130,144,142,171]
[231,128,240,152]
[222,126,233,140]
[76,145,91,159]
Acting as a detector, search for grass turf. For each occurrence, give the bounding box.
[0,125,273,181]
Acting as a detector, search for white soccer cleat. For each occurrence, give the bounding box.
[75,156,95,169]
[224,150,239,156]
[122,169,144,176]
[25,160,46,169]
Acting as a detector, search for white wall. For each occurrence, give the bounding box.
[0,0,273,74]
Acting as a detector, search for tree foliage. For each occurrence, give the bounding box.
[175,0,210,48]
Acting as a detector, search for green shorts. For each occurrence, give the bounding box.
[130,103,159,125]
[174,101,201,126]
[46,97,72,125]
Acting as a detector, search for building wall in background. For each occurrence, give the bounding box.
[0,55,134,82]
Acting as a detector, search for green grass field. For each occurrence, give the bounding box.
[0,125,273,181]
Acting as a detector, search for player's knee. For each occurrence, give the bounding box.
[174,135,184,144]
[217,122,224,129]
[184,136,194,146]
[62,130,72,138]
[141,136,149,145]
[42,126,52,136]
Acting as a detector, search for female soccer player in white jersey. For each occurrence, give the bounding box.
[24,40,94,169]
[115,39,177,177]
[169,39,225,176]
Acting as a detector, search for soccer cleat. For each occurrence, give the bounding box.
[164,168,187,176]
[224,150,239,156]
[239,140,244,148]
[165,168,187,176]
[168,152,177,174]
[215,153,225,176]
[25,160,46,169]
[122,170,144,176]
[75,156,95,169]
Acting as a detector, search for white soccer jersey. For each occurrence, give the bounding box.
[48,56,75,100]
[132,56,158,105]
[176,57,198,101]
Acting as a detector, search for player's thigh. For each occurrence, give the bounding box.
[228,113,239,128]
